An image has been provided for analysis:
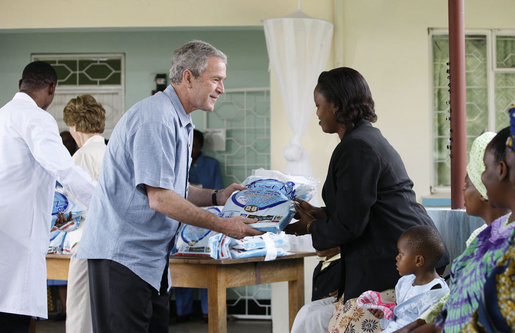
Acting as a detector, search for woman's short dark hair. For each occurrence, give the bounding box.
[20,61,57,91]
[316,67,377,131]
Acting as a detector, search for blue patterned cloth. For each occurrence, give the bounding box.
[442,214,514,332]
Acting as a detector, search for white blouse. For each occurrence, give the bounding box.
[67,134,106,248]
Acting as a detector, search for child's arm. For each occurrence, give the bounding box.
[393,319,442,333]
[368,308,384,319]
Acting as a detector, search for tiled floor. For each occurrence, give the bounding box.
[35,317,272,333]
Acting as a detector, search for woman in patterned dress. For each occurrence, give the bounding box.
[397,127,515,333]
[461,107,515,332]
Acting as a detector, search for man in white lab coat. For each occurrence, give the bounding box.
[0,61,96,332]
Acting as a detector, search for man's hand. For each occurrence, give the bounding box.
[216,183,247,206]
[219,216,264,239]
[54,211,73,228]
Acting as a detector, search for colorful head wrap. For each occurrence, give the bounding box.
[506,104,515,151]
[467,132,496,199]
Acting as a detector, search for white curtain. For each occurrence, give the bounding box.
[263,11,333,176]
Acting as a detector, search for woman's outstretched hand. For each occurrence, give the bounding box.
[293,198,326,220]
[284,199,325,236]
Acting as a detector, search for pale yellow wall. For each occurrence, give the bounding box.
[0,0,332,29]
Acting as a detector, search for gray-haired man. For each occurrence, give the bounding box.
[77,40,262,332]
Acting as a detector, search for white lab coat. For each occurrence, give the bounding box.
[0,92,96,318]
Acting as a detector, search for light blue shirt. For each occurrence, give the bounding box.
[77,85,193,291]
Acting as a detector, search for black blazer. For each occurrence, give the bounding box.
[310,120,444,302]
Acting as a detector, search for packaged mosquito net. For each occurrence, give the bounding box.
[50,188,84,232]
[220,169,318,233]
[171,206,222,257]
[48,188,85,254]
[208,232,290,260]
[171,205,292,260]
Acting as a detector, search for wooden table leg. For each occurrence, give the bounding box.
[207,265,227,333]
[288,258,305,331]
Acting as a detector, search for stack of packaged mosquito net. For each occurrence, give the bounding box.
[172,169,317,260]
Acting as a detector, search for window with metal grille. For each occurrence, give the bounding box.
[31,54,125,138]
[431,30,515,191]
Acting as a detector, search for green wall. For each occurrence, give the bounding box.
[0,28,269,110]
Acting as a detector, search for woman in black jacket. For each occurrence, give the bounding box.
[286,67,445,333]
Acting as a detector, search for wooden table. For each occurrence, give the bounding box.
[47,252,313,332]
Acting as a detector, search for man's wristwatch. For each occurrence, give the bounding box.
[212,190,219,206]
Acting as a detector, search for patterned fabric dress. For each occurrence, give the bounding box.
[462,238,515,332]
[442,214,514,332]
[327,289,396,333]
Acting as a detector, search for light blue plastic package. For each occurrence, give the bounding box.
[173,223,292,260]
[231,233,290,251]
[220,169,318,233]
[229,233,290,259]
[50,189,84,232]
[48,188,85,254]
[171,207,222,257]
[48,230,67,254]
[207,233,231,259]
[229,247,288,259]
[207,232,290,260]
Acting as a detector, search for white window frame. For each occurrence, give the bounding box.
[31,53,125,88]
[429,29,515,194]
[31,53,125,138]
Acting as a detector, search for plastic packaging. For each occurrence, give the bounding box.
[50,188,84,232]
[48,188,85,254]
[172,207,222,257]
[171,206,292,261]
[220,169,318,232]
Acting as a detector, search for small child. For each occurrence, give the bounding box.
[357,225,449,332]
